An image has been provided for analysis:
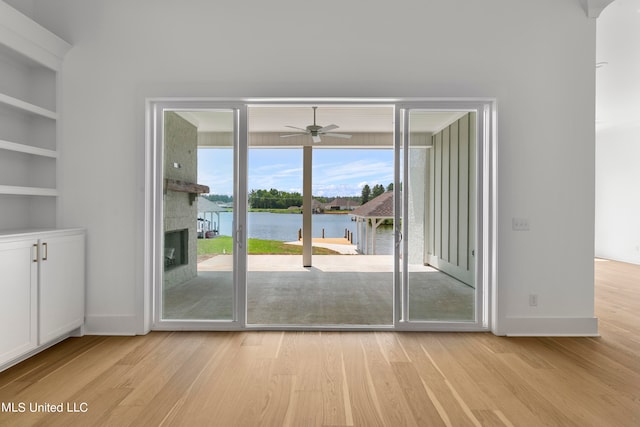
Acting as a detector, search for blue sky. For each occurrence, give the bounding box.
[198,148,393,197]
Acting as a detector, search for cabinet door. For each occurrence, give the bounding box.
[38,233,85,344]
[0,239,37,366]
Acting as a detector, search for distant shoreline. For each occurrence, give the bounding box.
[248,208,352,215]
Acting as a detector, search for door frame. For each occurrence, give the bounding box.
[394,101,495,331]
[144,97,496,332]
[146,100,247,331]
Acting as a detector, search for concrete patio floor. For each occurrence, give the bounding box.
[163,255,475,325]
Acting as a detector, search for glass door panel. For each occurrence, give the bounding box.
[161,109,236,321]
[245,104,395,326]
[405,110,477,322]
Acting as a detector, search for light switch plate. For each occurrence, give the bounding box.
[512,217,530,231]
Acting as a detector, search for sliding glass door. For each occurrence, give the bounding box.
[149,99,492,331]
[404,110,476,322]
[154,103,245,327]
[397,104,487,330]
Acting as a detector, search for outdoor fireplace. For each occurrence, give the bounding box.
[165,229,188,270]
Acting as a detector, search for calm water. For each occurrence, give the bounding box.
[214,211,394,254]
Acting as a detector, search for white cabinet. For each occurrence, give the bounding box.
[38,232,85,344]
[0,229,85,370]
[0,239,37,366]
[0,2,71,230]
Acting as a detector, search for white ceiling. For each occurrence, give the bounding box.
[177,106,467,134]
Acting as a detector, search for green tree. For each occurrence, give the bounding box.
[361,184,371,204]
[372,184,385,198]
[386,182,394,192]
[204,194,232,203]
[248,188,303,209]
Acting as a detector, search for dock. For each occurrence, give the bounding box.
[284,237,358,254]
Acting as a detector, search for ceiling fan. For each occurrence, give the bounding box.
[280,106,352,143]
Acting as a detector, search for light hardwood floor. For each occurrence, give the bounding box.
[1,259,638,426]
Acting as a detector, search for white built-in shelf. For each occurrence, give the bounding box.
[0,92,58,120]
[0,2,70,231]
[0,2,71,72]
[0,139,57,158]
[0,185,58,197]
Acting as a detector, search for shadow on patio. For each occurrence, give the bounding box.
[163,255,475,325]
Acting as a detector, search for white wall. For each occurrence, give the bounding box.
[595,126,640,264]
[595,0,640,265]
[30,0,597,335]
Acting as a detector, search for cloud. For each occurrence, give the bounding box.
[200,148,394,197]
[199,172,234,195]
[314,159,393,186]
[313,182,363,197]
[249,165,302,191]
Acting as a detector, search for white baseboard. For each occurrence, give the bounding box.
[85,315,598,336]
[504,316,599,336]
[84,315,139,336]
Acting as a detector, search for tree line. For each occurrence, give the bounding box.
[207,183,394,209]
[203,194,232,203]
[248,189,303,209]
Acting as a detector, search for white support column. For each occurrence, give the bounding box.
[364,218,369,254]
[372,218,384,255]
[303,145,312,267]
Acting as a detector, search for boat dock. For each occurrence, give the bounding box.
[284,237,358,254]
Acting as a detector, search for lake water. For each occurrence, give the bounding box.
[214,211,394,255]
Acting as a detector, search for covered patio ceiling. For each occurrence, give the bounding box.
[177,105,468,148]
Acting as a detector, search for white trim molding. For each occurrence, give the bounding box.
[144,97,498,334]
[504,317,599,336]
[0,1,71,70]
[580,0,616,18]
[84,315,138,336]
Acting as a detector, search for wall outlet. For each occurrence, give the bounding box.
[529,294,538,307]
[512,217,530,231]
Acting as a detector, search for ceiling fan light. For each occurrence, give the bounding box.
[280,106,352,143]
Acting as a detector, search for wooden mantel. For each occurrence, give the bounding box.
[165,179,210,205]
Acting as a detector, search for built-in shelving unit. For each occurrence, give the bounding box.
[0,139,58,158]
[0,93,59,120]
[0,1,71,230]
[0,3,84,372]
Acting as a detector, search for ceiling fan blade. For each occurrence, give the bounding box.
[284,125,308,132]
[323,133,352,139]
[280,133,305,138]
[318,124,339,133]
[312,134,322,143]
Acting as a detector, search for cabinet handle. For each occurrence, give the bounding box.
[33,244,38,263]
[42,242,48,261]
